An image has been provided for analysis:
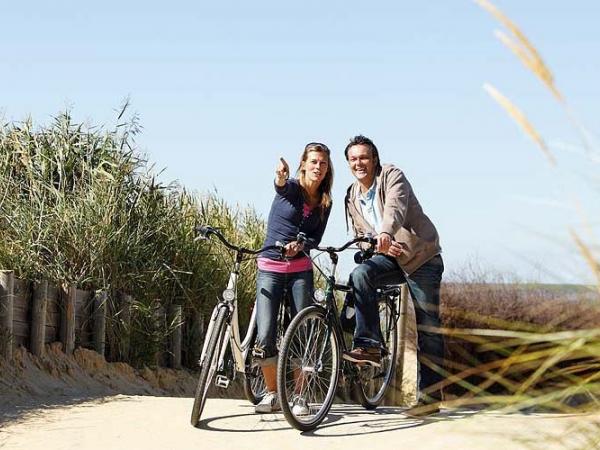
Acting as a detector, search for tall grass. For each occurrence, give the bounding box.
[0,106,265,367]
[440,280,600,410]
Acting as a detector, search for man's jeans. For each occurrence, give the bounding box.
[349,254,444,400]
[254,269,314,366]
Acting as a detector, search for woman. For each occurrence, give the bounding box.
[254,142,333,414]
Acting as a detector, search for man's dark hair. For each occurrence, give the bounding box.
[344,135,382,170]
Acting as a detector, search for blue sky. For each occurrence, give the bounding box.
[2,1,599,283]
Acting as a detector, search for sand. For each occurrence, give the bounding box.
[1,345,598,450]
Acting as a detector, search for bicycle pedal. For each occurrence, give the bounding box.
[252,348,265,359]
[215,375,230,388]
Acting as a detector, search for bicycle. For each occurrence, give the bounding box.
[276,236,400,431]
[190,225,290,426]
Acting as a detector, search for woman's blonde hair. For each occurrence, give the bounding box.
[296,142,333,214]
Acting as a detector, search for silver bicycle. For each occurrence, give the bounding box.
[190,225,288,426]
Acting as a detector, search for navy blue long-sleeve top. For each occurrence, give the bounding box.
[261,178,332,261]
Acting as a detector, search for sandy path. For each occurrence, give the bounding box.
[1,396,597,450]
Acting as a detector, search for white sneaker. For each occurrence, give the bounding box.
[255,391,281,414]
[291,396,309,416]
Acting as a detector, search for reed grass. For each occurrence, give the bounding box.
[483,83,555,165]
[0,108,266,367]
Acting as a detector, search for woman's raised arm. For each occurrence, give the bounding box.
[275,157,289,187]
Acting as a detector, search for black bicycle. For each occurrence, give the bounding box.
[276,236,399,431]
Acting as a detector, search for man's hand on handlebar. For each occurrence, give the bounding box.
[375,232,392,254]
[374,232,404,258]
[385,240,404,258]
[352,233,404,261]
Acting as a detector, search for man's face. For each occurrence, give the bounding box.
[347,144,377,185]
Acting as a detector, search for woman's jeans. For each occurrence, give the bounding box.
[254,269,314,366]
[349,254,444,400]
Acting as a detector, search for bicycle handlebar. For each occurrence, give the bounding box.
[195,225,283,256]
[314,235,377,254]
[197,226,376,260]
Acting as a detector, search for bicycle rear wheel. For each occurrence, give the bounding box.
[277,305,340,432]
[245,293,291,405]
[355,297,398,409]
[243,331,267,405]
[190,305,228,427]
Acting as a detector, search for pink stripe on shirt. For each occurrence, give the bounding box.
[258,202,314,273]
[257,256,313,273]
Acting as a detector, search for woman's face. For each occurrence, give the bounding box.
[302,151,329,185]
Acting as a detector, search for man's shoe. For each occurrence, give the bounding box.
[405,400,441,417]
[291,395,310,416]
[342,347,381,367]
[255,391,281,414]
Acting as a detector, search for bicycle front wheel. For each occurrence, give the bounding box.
[190,305,228,427]
[355,297,398,409]
[277,305,340,432]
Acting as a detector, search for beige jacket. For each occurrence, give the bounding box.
[345,164,441,274]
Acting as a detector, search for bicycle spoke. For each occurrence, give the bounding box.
[356,298,398,408]
[279,309,338,426]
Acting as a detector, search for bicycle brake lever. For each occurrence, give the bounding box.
[275,241,286,258]
[194,225,212,241]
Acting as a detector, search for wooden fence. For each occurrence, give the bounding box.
[0,268,412,404]
[0,270,184,369]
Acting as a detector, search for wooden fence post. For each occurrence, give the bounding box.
[395,284,410,404]
[0,271,15,360]
[188,310,204,368]
[93,290,107,356]
[383,283,410,406]
[61,284,76,354]
[169,305,183,369]
[154,304,167,367]
[31,280,48,357]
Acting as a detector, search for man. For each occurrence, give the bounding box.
[342,135,444,416]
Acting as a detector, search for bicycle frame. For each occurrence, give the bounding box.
[199,253,256,383]
[196,225,286,386]
[307,238,378,374]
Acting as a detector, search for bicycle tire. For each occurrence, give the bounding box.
[277,305,340,432]
[242,330,267,405]
[355,297,398,409]
[190,305,228,427]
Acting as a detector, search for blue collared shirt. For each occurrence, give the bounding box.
[358,180,382,233]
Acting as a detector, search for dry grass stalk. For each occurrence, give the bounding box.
[477,0,598,157]
[570,229,600,293]
[483,83,556,165]
[439,278,600,422]
[475,0,563,102]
